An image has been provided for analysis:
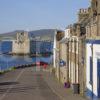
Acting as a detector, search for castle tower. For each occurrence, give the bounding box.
[12,32,30,54]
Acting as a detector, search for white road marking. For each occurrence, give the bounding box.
[0,69,25,100]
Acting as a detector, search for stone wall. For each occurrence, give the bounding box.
[12,32,30,54]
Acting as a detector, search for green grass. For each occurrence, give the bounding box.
[8,67,16,71]
[0,67,16,75]
[0,71,5,74]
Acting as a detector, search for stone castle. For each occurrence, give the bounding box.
[12,32,30,54]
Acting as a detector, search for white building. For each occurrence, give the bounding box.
[53,30,64,68]
[86,39,100,99]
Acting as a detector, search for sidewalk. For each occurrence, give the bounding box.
[43,71,88,100]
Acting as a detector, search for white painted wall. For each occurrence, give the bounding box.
[86,43,92,92]
[53,30,57,68]
[86,42,100,97]
[93,44,100,96]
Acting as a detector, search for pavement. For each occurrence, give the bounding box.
[0,67,88,100]
[43,70,87,100]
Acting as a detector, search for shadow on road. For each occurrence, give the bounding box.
[0,82,19,86]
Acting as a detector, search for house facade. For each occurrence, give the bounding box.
[86,0,100,98]
[53,0,100,99]
[53,30,64,80]
[66,8,89,94]
[54,8,89,94]
[58,27,71,84]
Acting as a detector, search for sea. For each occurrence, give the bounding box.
[0,41,53,71]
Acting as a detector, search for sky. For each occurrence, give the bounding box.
[0,0,90,33]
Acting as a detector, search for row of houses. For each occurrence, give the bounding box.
[53,0,100,99]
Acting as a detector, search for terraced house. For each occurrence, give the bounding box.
[54,0,100,99]
[86,0,100,99]
[54,8,89,95]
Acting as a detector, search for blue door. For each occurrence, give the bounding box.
[90,57,93,85]
[97,59,100,98]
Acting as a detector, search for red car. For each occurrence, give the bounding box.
[36,61,48,69]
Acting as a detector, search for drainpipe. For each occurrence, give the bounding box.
[75,39,77,84]
[78,38,79,89]
[68,38,72,85]
[58,42,60,81]
[66,40,70,88]
[67,42,69,83]
[68,39,71,83]
[72,37,80,94]
[70,39,72,84]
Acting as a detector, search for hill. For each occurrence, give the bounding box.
[0,29,57,41]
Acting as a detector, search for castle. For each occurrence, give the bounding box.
[12,32,30,54]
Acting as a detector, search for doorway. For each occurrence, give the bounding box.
[97,59,100,98]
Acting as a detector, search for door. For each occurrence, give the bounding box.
[97,59,100,98]
[90,57,93,85]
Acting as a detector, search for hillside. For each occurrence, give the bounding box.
[0,29,57,41]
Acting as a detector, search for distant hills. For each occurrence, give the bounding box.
[29,29,56,41]
[0,29,58,41]
[0,30,24,39]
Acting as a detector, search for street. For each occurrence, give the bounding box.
[0,67,60,100]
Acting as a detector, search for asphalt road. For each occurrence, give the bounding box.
[0,67,61,100]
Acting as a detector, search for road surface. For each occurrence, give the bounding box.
[0,67,60,100]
